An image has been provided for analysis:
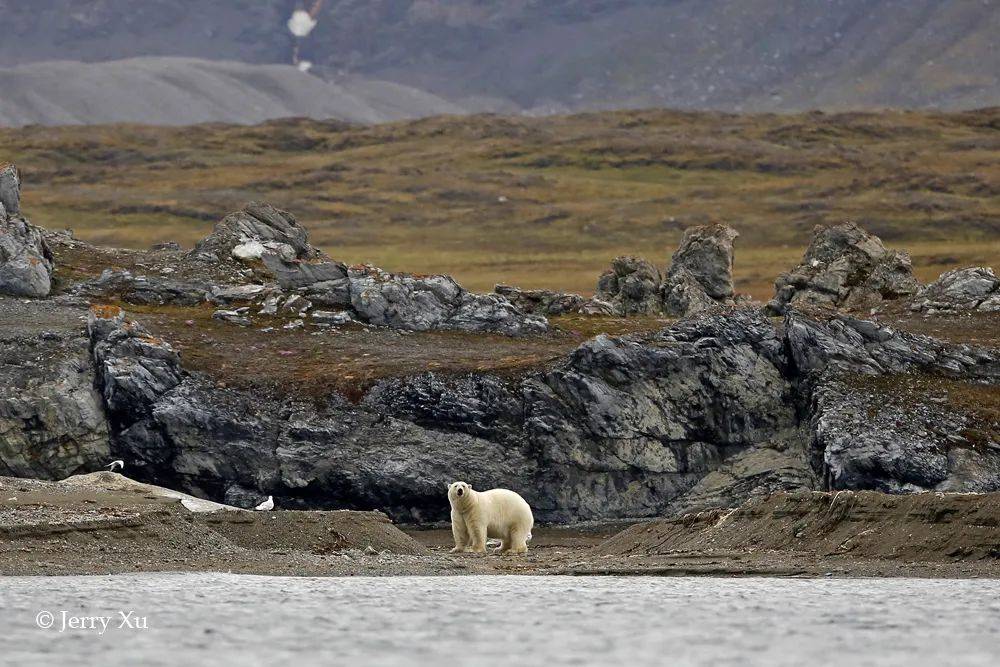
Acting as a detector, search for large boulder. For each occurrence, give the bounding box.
[0,216,53,298]
[192,201,327,264]
[595,256,663,316]
[596,225,740,318]
[767,222,920,314]
[910,267,1000,313]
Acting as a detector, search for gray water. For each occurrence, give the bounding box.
[1,574,999,667]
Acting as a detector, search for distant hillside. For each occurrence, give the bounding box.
[0,57,463,127]
[0,0,997,113]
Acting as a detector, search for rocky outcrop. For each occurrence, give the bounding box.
[0,297,109,479]
[661,224,738,316]
[768,222,920,314]
[0,165,53,298]
[347,265,547,334]
[595,256,663,316]
[3,285,998,522]
[494,285,587,316]
[910,267,1000,313]
[73,269,211,306]
[192,201,327,264]
[92,298,998,522]
[0,163,20,217]
[596,224,741,317]
[87,305,184,432]
[812,378,1000,493]
[68,202,547,335]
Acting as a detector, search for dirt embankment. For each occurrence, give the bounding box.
[0,475,442,576]
[4,476,1000,578]
[592,491,1000,575]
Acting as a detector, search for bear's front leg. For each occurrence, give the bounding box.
[468,521,488,554]
[450,511,468,553]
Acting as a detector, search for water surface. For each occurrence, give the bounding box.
[1,574,998,666]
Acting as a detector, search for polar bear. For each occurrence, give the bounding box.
[448,481,533,554]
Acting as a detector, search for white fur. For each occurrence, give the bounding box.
[448,482,534,555]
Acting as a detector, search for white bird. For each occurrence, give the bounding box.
[106,460,125,472]
[254,496,274,511]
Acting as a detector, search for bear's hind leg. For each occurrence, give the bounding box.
[504,527,529,555]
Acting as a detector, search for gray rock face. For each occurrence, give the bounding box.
[87,306,184,432]
[494,284,586,316]
[596,225,741,318]
[104,308,812,521]
[0,293,985,523]
[0,215,54,298]
[768,222,920,314]
[910,267,1000,313]
[0,164,20,217]
[0,168,53,298]
[73,270,210,306]
[0,297,110,479]
[813,378,1000,493]
[664,224,738,301]
[595,256,663,316]
[784,313,999,380]
[339,265,547,334]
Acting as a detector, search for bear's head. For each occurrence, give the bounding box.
[448,481,474,506]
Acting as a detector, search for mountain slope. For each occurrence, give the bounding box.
[0,0,997,113]
[0,57,464,127]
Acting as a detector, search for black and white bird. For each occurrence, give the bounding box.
[254,496,274,511]
[106,460,125,472]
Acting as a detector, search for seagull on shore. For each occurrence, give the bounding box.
[106,460,125,472]
[254,496,274,511]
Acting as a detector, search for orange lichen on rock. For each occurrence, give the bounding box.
[89,304,124,320]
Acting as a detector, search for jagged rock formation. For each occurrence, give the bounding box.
[193,201,327,265]
[0,298,109,478]
[767,222,920,314]
[0,164,53,298]
[72,202,548,335]
[68,302,998,521]
[595,256,663,316]
[910,267,1000,313]
[596,224,740,318]
[0,164,20,217]
[2,205,998,523]
[661,224,739,317]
